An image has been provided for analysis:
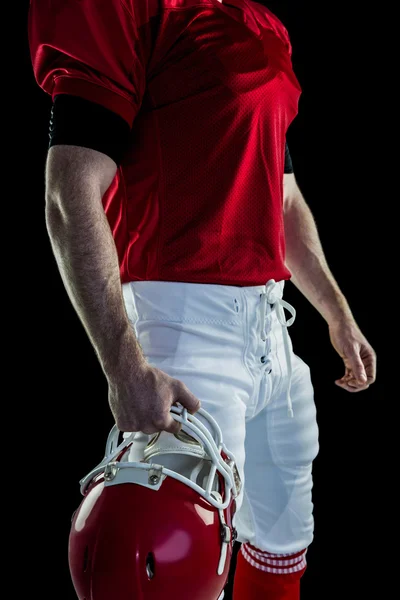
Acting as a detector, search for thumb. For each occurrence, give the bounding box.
[349,351,368,383]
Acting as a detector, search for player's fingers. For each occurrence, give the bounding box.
[335,379,369,393]
[162,416,182,435]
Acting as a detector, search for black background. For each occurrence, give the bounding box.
[20,1,384,598]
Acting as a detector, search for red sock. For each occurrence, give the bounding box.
[232,543,307,600]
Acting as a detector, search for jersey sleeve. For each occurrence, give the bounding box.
[28,0,146,127]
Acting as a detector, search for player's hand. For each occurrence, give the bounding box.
[107,362,201,434]
[329,319,376,392]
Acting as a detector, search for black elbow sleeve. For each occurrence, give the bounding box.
[284,142,294,174]
[49,94,131,166]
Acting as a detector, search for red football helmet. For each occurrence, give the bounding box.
[69,406,241,600]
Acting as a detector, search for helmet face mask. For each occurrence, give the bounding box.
[80,405,240,508]
[69,406,241,600]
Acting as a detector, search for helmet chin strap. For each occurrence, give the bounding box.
[211,490,233,576]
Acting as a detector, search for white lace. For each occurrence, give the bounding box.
[259,280,296,418]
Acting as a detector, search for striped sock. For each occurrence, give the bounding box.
[232,543,307,600]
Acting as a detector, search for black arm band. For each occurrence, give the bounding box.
[284,142,294,174]
[49,95,131,166]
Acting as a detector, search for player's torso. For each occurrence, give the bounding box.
[135,1,300,137]
[112,0,301,284]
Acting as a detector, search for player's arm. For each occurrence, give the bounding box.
[29,0,148,377]
[282,148,376,389]
[46,139,145,376]
[282,165,352,326]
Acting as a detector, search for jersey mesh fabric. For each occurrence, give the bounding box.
[29,0,302,286]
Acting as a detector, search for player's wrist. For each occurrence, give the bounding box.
[101,321,148,381]
[322,296,354,329]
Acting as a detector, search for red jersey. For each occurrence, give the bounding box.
[29,0,301,286]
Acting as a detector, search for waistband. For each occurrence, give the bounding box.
[123,279,296,418]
